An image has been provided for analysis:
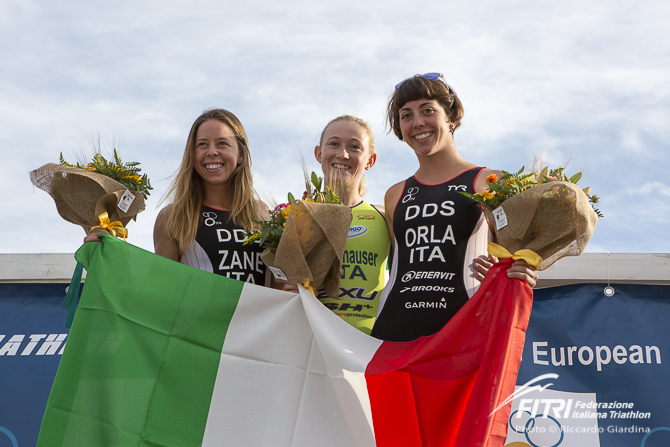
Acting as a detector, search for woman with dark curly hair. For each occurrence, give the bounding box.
[371,74,536,341]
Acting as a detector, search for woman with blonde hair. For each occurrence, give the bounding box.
[311,115,390,334]
[153,108,273,286]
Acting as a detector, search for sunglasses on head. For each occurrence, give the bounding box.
[395,72,451,92]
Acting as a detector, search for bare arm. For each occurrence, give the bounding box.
[383,182,404,259]
[153,206,180,262]
[373,203,385,219]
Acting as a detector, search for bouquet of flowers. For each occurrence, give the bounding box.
[461,166,600,270]
[246,172,352,299]
[30,149,150,238]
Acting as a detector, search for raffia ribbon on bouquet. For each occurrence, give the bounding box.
[487,242,542,269]
[484,181,598,270]
[90,212,128,240]
[261,200,352,299]
[30,163,145,233]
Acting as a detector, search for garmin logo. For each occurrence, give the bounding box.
[348,225,369,239]
[405,298,448,309]
[401,271,456,282]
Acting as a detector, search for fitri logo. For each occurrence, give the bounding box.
[402,187,419,203]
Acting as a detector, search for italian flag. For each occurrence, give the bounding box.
[38,235,532,447]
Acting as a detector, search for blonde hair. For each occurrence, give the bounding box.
[163,108,260,253]
[319,115,375,196]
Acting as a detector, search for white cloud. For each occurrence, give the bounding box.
[626,181,670,197]
[2,0,670,253]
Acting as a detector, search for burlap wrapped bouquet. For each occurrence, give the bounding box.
[30,163,146,234]
[261,200,352,299]
[484,181,598,270]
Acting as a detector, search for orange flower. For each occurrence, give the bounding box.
[481,191,494,200]
[486,174,498,183]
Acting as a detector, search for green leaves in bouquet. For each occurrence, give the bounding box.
[311,172,323,193]
[459,165,602,217]
[587,194,603,218]
[244,171,342,250]
[303,170,341,204]
[59,149,153,199]
[245,205,288,249]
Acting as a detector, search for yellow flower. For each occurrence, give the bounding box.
[243,233,261,246]
[282,204,291,220]
[486,174,498,183]
[481,191,494,200]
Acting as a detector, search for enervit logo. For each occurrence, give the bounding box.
[348,225,369,239]
[356,214,377,220]
[401,271,456,282]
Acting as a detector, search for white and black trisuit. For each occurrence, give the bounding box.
[371,167,493,342]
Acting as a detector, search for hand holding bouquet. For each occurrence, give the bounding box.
[30,149,150,238]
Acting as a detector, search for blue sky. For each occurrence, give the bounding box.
[2,0,669,254]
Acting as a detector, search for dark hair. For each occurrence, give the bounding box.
[386,75,464,140]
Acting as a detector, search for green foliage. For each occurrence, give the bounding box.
[245,172,341,249]
[459,166,602,218]
[60,149,152,199]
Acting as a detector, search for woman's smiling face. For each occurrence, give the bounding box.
[316,120,375,187]
[398,98,453,156]
[193,119,241,189]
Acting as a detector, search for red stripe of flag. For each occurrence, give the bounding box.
[365,258,533,447]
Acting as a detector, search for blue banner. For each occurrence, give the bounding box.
[505,283,670,447]
[0,284,70,447]
[3,281,669,446]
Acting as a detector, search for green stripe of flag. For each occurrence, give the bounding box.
[38,235,244,446]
